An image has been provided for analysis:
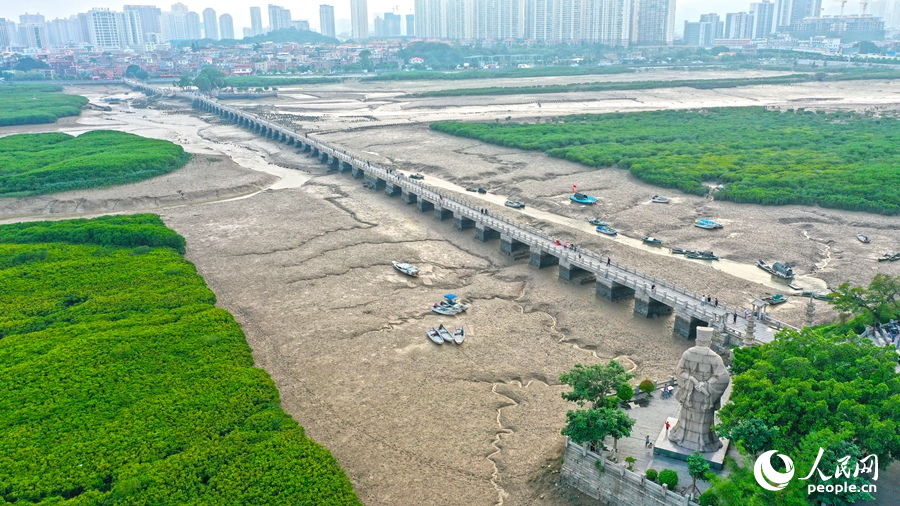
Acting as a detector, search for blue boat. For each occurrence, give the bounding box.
[596,225,617,236]
[570,192,598,205]
[694,219,723,230]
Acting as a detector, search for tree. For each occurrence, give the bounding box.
[193,76,212,92]
[717,418,776,460]
[639,378,655,395]
[174,76,193,89]
[135,70,149,80]
[14,57,48,71]
[658,469,679,489]
[197,67,225,89]
[616,383,633,404]
[125,64,141,77]
[358,50,374,71]
[829,273,900,324]
[561,406,634,454]
[687,451,710,497]
[559,360,635,408]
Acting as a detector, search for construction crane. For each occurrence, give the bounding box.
[860,0,868,14]
[835,0,848,15]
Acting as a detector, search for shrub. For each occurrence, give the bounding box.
[646,468,658,482]
[617,384,634,403]
[658,469,679,489]
[698,489,720,506]
[625,456,636,471]
[639,379,655,395]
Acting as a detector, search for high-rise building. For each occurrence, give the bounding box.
[406,13,415,36]
[526,0,554,41]
[350,0,369,39]
[268,4,291,32]
[124,5,162,40]
[203,8,218,39]
[86,8,143,49]
[582,0,633,46]
[219,13,234,39]
[47,16,85,45]
[0,19,13,47]
[18,14,49,49]
[684,13,723,47]
[320,4,336,37]
[555,0,583,41]
[748,0,776,38]
[383,12,402,36]
[20,13,46,25]
[632,0,676,45]
[724,12,750,38]
[775,0,822,30]
[250,6,263,35]
[292,20,310,30]
[185,10,201,39]
[415,0,445,38]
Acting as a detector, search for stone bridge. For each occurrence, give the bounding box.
[123,80,799,347]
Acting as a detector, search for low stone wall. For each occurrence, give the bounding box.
[560,439,699,506]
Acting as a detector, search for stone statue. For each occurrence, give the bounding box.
[668,327,731,453]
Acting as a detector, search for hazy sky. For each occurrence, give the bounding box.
[2,0,848,36]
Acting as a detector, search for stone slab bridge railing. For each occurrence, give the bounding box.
[122,79,799,346]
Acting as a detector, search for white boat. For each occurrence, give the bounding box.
[431,294,468,315]
[505,200,525,209]
[453,327,465,345]
[857,234,870,243]
[392,260,420,277]
[651,195,670,203]
[437,324,454,343]
[427,328,443,345]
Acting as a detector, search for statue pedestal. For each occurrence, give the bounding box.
[653,417,729,470]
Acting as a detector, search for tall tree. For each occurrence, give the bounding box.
[687,451,710,497]
[559,360,635,408]
[829,273,900,324]
[561,406,634,454]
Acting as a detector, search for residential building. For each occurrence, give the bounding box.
[775,0,822,31]
[250,6,263,36]
[415,0,443,38]
[203,8,218,39]
[219,14,234,39]
[18,14,49,49]
[268,5,292,32]
[185,11,201,39]
[582,0,633,46]
[320,4,336,38]
[748,0,776,38]
[292,20,311,31]
[384,12,402,36]
[350,0,369,40]
[526,0,554,40]
[0,18,13,47]
[632,0,676,45]
[786,14,885,41]
[724,12,750,38]
[406,13,415,36]
[124,5,162,40]
[684,14,722,47]
[48,16,86,45]
[86,8,143,49]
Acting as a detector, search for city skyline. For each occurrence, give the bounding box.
[0,0,863,37]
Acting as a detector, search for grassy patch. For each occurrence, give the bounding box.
[367,65,636,81]
[0,215,360,505]
[0,83,88,126]
[0,130,190,197]
[431,107,900,215]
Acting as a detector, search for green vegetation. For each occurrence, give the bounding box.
[707,326,900,505]
[638,378,655,395]
[225,75,341,87]
[829,273,900,324]
[687,451,710,496]
[560,361,636,453]
[432,107,900,215]
[658,469,679,489]
[369,65,635,81]
[0,83,88,126]
[0,215,360,505]
[646,468,659,482]
[414,69,900,97]
[0,130,190,197]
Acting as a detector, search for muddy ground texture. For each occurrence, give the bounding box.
[2,73,899,505]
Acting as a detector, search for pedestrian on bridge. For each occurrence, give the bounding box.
[607,257,611,266]
[733,312,738,324]
[714,298,719,307]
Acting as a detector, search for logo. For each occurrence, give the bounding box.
[754,450,795,491]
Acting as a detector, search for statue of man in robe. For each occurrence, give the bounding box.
[668,327,731,453]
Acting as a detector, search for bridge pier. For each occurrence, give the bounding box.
[339,161,352,173]
[529,249,560,269]
[364,175,386,190]
[559,259,592,282]
[417,199,435,213]
[402,191,418,204]
[634,291,674,318]
[434,207,453,221]
[595,275,635,301]
[351,167,365,179]
[319,151,329,163]
[385,183,402,197]
[454,216,475,230]
[500,234,530,260]
[474,223,500,242]
[674,310,707,340]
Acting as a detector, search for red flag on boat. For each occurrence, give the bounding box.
[572,184,577,193]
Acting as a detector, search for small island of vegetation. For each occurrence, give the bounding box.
[432,107,900,215]
[0,83,88,126]
[0,130,190,197]
[0,214,360,505]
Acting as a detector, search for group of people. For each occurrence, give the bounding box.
[553,240,576,251]
[700,295,719,307]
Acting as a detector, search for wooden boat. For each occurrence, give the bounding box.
[762,294,788,305]
[788,283,803,291]
[570,192,598,205]
[477,187,487,194]
[642,237,662,245]
[694,219,723,229]
[432,294,468,315]
[504,200,525,209]
[596,225,617,236]
[878,253,900,262]
[453,327,465,345]
[437,324,454,343]
[757,259,794,280]
[409,173,425,180]
[686,250,718,261]
[670,248,689,255]
[857,234,870,243]
[802,291,834,302]
[466,187,477,192]
[427,328,443,345]
[651,195,670,203]
[588,218,608,226]
[392,260,420,277]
